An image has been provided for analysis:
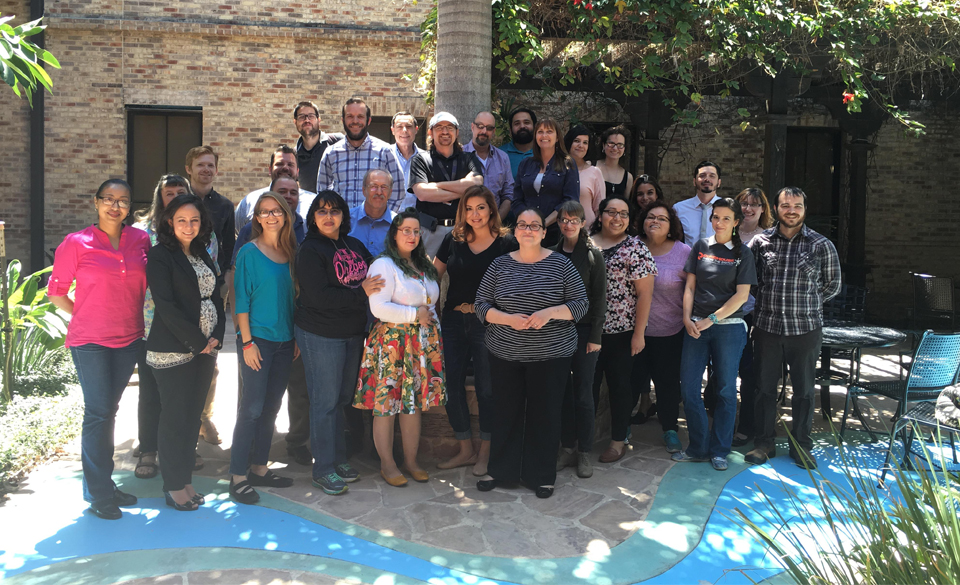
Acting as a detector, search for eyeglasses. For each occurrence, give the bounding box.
[296,113,318,122]
[559,218,582,226]
[603,209,630,219]
[473,122,496,132]
[515,223,543,232]
[97,196,131,209]
[645,215,670,223]
[433,125,457,133]
[315,208,343,217]
[399,228,422,237]
[258,209,285,218]
[605,142,625,150]
[741,202,763,209]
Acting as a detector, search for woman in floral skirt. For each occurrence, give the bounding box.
[354,208,446,487]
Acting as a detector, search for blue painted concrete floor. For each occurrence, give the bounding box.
[3,432,941,585]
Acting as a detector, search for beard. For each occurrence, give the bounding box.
[474,133,491,147]
[344,123,368,142]
[512,128,533,145]
[299,125,319,140]
[779,214,805,229]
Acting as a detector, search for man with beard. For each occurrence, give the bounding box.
[389,112,422,210]
[317,97,405,210]
[746,186,841,470]
[501,107,537,178]
[293,101,343,194]
[410,112,484,257]
[349,169,397,258]
[235,145,316,232]
[674,161,722,246]
[463,111,514,220]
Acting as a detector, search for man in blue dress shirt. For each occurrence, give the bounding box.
[349,169,398,257]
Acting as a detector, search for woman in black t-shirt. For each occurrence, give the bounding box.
[434,186,517,475]
[673,198,756,472]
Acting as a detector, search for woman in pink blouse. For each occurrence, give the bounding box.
[49,179,151,520]
[564,125,606,226]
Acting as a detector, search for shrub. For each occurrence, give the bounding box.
[0,383,83,492]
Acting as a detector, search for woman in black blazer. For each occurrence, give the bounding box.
[146,194,225,511]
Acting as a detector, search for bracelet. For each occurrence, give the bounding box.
[243,340,255,350]
[708,313,720,324]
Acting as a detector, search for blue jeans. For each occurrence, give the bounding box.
[230,337,295,476]
[295,326,364,478]
[441,310,493,441]
[70,339,143,503]
[679,322,747,459]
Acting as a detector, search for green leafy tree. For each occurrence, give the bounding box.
[0,14,60,106]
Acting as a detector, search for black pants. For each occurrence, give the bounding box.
[153,354,216,492]
[137,348,161,454]
[735,314,758,437]
[632,330,684,433]
[285,356,311,447]
[592,330,634,442]
[753,327,822,451]
[489,354,571,487]
[560,325,599,451]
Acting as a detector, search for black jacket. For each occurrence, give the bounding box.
[552,235,606,344]
[294,231,372,338]
[146,244,226,354]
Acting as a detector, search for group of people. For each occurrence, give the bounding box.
[48,97,841,521]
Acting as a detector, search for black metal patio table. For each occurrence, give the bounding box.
[818,320,906,418]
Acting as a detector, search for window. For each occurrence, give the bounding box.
[127,107,203,213]
[785,128,842,241]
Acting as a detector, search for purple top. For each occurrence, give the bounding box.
[645,240,691,337]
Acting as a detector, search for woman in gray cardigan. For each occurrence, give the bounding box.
[552,200,606,479]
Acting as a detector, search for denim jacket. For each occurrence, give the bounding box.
[512,155,580,217]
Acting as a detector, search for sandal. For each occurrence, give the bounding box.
[164,491,199,512]
[135,453,159,479]
[230,478,260,505]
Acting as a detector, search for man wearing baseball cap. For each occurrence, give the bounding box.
[409,112,485,257]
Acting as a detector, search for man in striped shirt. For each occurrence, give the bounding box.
[316,97,406,211]
[746,186,841,470]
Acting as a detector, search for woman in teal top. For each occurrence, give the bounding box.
[229,192,299,505]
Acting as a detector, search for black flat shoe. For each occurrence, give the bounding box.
[535,486,554,499]
[230,479,261,505]
[247,470,294,488]
[191,493,206,505]
[88,500,122,520]
[476,478,499,492]
[113,488,138,507]
[164,491,199,511]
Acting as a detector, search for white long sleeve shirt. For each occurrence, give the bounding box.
[367,257,439,324]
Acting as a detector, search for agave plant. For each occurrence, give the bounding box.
[1,260,70,402]
[735,430,960,585]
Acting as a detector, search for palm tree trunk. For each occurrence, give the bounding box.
[435,0,491,142]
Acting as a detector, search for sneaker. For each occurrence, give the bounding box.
[744,444,776,465]
[671,451,709,463]
[556,448,576,471]
[711,457,728,471]
[335,463,360,483]
[663,430,682,453]
[789,447,818,470]
[576,452,594,478]
[313,472,348,495]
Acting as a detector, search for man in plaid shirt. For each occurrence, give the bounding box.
[746,186,841,469]
[316,97,406,211]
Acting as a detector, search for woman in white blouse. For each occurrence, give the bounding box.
[354,208,446,487]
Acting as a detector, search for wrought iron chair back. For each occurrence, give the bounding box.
[911,272,956,330]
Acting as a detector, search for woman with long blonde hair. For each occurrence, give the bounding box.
[229,192,299,505]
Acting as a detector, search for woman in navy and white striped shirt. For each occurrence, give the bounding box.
[474,208,588,499]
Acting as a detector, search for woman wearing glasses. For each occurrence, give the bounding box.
[354,208,446,486]
[730,188,773,447]
[49,179,151,520]
[672,198,756,471]
[564,125,606,226]
[589,197,656,463]
[295,191,384,496]
[475,208,588,499]
[597,126,634,201]
[229,193,299,505]
[144,194,225,511]
[132,174,219,480]
[434,186,517,476]
[632,203,690,453]
[512,118,580,248]
[553,201,606,479]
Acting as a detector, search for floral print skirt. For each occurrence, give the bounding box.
[354,320,446,416]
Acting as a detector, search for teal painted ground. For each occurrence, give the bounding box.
[1,438,938,585]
